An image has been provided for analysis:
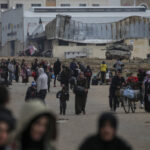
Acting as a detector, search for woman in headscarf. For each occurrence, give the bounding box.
[12,100,57,150]
[144,71,150,112]
[79,113,132,150]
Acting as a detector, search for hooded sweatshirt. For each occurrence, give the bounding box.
[13,100,57,150]
[37,68,48,92]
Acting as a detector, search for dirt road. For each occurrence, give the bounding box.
[8,81,150,150]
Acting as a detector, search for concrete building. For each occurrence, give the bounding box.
[0,0,46,10]
[1,6,150,57]
[29,14,150,59]
[56,0,120,7]
[121,0,150,9]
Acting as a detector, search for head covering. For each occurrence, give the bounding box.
[146,71,150,75]
[0,107,16,132]
[98,113,118,130]
[31,81,36,86]
[38,68,44,75]
[15,100,57,141]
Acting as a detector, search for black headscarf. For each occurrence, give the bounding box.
[98,112,118,130]
[0,107,16,132]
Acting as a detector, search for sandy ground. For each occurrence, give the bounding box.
[8,80,150,150]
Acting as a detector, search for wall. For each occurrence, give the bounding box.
[46,0,56,6]
[52,40,106,58]
[56,0,110,7]
[109,0,120,6]
[1,8,24,45]
[125,38,150,59]
[52,39,150,59]
[0,40,24,56]
[8,0,46,10]
[121,0,150,9]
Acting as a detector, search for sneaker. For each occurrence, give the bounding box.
[140,104,144,109]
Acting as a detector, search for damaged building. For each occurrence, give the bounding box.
[30,14,150,59]
[1,6,150,58]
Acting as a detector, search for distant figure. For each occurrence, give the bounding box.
[53,59,61,87]
[8,61,14,84]
[84,66,92,89]
[100,61,107,84]
[74,72,88,115]
[57,86,69,115]
[144,71,150,112]
[70,59,77,74]
[0,86,10,107]
[25,81,37,101]
[114,59,124,72]
[109,71,126,112]
[137,69,146,108]
[79,113,132,150]
[12,100,57,150]
[78,62,86,73]
[45,67,52,92]
[15,62,20,82]
[37,68,48,102]
[60,66,71,91]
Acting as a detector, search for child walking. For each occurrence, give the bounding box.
[57,86,69,115]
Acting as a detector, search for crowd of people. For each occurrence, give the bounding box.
[1,58,150,114]
[0,58,93,115]
[1,57,150,150]
[0,85,132,150]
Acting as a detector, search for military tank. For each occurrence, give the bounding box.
[106,43,133,60]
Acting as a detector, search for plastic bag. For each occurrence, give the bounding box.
[123,88,135,99]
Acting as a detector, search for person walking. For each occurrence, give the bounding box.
[45,67,52,92]
[8,61,14,85]
[100,61,107,84]
[15,62,20,83]
[60,66,71,91]
[56,86,69,115]
[25,81,37,101]
[109,71,126,112]
[74,72,88,115]
[53,59,61,87]
[84,66,92,89]
[37,68,48,102]
[114,59,124,73]
[143,71,150,112]
[79,113,132,150]
[12,100,57,150]
[137,69,146,108]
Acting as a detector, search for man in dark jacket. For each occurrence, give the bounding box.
[70,59,77,73]
[53,59,61,87]
[79,113,132,150]
[60,66,71,91]
[109,71,125,111]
